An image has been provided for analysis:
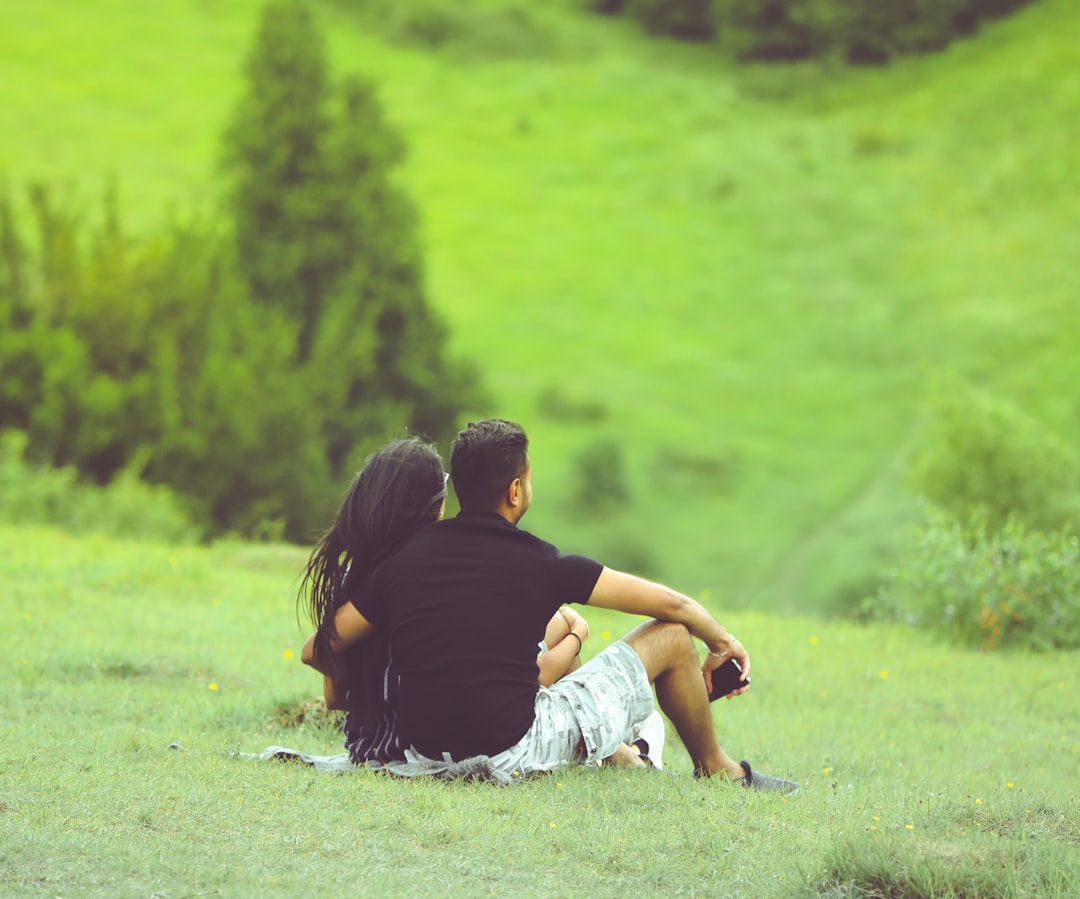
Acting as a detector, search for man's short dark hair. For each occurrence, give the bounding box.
[450,419,529,513]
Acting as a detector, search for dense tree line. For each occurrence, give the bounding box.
[0,0,482,540]
[587,0,1035,63]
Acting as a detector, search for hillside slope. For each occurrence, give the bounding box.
[1,0,1076,611]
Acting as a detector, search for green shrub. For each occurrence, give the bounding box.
[626,0,716,39]
[583,0,627,14]
[0,186,338,541]
[864,506,1080,651]
[0,431,198,543]
[0,2,483,542]
[569,437,632,514]
[620,0,1043,63]
[374,0,557,59]
[536,385,609,424]
[908,379,1080,535]
[591,0,1039,63]
[714,0,818,61]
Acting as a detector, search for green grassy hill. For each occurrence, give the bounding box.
[1,0,1077,613]
[2,524,1077,896]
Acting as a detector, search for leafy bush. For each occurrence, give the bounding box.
[536,385,609,423]
[908,379,1079,535]
[714,0,817,61]
[583,0,627,14]
[861,380,1079,650]
[569,437,632,514]
[864,506,1080,651]
[0,431,198,543]
[337,0,558,59]
[0,186,337,540]
[775,0,1035,62]
[592,0,1039,63]
[626,0,716,40]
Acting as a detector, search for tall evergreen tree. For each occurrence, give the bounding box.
[221,0,338,361]
[221,0,482,478]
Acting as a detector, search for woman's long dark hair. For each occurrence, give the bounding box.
[298,438,446,728]
[300,437,446,643]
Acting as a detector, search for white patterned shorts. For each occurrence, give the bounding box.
[544,640,656,764]
[391,641,656,780]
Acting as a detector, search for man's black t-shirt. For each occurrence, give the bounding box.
[354,510,603,760]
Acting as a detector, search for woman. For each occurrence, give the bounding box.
[298,437,621,767]
[300,437,447,764]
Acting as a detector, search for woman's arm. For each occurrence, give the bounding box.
[301,601,377,677]
[322,674,347,711]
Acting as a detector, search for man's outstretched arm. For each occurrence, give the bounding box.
[585,567,750,692]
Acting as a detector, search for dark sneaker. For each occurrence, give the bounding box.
[740,760,799,794]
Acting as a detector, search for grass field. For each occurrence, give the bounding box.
[1,523,1077,896]
[2,0,1078,615]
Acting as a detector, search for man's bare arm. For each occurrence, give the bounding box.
[586,567,749,688]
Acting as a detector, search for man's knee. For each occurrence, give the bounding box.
[625,618,693,649]
[624,620,695,679]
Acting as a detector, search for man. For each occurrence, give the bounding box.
[303,419,797,790]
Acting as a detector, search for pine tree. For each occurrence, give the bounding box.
[221,0,482,479]
[221,0,339,361]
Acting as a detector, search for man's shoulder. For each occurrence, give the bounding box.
[449,512,548,544]
[415,513,601,570]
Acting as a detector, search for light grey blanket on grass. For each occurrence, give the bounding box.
[257,745,518,784]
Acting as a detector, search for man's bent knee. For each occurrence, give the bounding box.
[623,620,695,681]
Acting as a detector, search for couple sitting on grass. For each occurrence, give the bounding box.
[299,418,797,791]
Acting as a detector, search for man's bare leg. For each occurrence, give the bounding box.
[622,619,745,778]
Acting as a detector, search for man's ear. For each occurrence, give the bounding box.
[506,477,523,508]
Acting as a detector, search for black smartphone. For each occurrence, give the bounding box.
[708,658,749,701]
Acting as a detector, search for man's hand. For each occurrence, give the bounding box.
[702,637,750,699]
[538,607,589,687]
[558,605,590,642]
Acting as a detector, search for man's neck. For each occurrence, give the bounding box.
[458,506,518,525]
[494,504,520,525]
